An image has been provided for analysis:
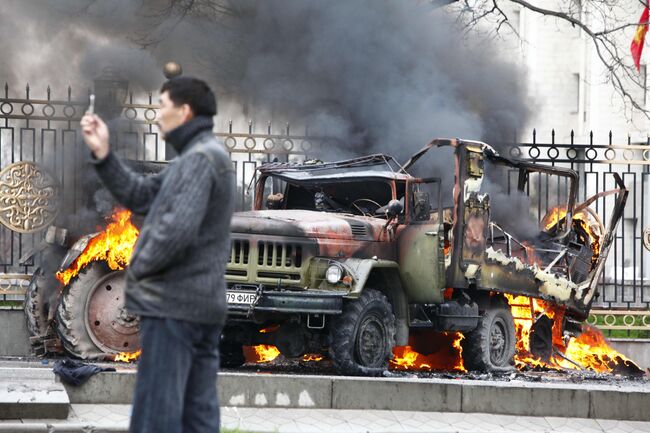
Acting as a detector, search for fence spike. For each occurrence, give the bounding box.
[228,119,232,134]
[589,130,593,145]
[609,130,612,145]
[67,86,71,101]
[267,121,271,135]
[129,91,133,104]
[3,83,7,98]
[148,91,152,104]
[248,119,253,134]
[551,129,555,144]
[570,129,574,145]
[25,83,29,99]
[286,122,290,136]
[532,128,536,144]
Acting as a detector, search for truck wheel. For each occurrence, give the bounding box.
[329,289,395,375]
[462,300,515,372]
[56,261,140,359]
[220,341,246,368]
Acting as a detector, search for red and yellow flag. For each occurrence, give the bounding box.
[631,6,650,71]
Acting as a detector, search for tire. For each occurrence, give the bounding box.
[24,267,52,339]
[220,341,246,368]
[56,261,140,359]
[462,299,516,372]
[329,289,396,376]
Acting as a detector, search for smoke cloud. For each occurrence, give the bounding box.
[1,1,529,157]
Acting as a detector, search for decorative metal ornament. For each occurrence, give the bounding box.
[0,161,59,233]
[644,227,650,252]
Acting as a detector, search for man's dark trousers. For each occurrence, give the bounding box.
[130,317,222,433]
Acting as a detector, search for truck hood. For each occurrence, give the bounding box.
[231,210,384,240]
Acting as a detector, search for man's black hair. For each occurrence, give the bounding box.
[160,77,217,117]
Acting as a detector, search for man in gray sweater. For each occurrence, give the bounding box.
[81,77,234,433]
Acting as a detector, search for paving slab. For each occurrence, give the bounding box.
[588,385,650,422]
[220,372,332,408]
[460,379,591,418]
[332,375,462,412]
[0,367,69,420]
[63,371,136,404]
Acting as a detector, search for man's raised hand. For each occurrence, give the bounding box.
[81,114,110,160]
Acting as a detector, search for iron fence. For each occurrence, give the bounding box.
[0,83,648,318]
[502,130,650,311]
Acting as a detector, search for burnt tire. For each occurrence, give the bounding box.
[24,268,52,339]
[56,261,138,359]
[329,289,395,376]
[462,300,516,372]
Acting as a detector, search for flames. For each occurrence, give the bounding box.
[391,332,465,372]
[244,345,281,363]
[56,209,139,286]
[114,349,142,362]
[56,209,141,363]
[505,294,638,373]
[542,206,602,264]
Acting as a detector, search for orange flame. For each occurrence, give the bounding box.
[302,353,324,362]
[390,332,466,372]
[542,206,601,265]
[244,345,281,363]
[56,209,139,286]
[114,349,141,363]
[505,294,638,372]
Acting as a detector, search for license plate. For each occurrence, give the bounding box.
[226,291,258,305]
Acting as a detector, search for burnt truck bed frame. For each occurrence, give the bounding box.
[402,138,627,320]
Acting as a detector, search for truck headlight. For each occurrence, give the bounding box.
[326,264,343,284]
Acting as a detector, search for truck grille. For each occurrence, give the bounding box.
[226,238,305,284]
[229,240,250,265]
[257,241,303,268]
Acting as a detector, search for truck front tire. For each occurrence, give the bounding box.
[462,300,516,372]
[329,288,396,375]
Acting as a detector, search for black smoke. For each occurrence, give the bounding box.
[1,1,529,159]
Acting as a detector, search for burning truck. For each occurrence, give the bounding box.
[25,138,627,374]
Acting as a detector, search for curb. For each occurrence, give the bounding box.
[61,370,650,421]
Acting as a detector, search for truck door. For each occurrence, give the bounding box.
[397,178,446,304]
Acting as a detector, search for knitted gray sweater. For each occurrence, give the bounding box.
[91,119,235,325]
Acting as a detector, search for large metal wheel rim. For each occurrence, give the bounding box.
[489,316,508,365]
[354,312,387,367]
[83,270,140,353]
